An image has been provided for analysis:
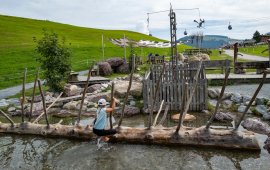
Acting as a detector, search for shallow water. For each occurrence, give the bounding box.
[0,114,270,170]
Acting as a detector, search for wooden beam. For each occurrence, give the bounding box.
[109,82,115,129]
[37,79,50,127]
[21,68,27,123]
[29,68,39,121]
[0,110,15,126]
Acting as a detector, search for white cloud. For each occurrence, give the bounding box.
[0,0,269,40]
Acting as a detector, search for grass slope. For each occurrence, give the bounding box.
[238,45,269,57]
[0,15,190,89]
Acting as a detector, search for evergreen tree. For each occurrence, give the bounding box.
[252,30,261,43]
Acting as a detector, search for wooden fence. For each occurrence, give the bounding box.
[143,62,208,111]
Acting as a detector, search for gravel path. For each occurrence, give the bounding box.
[224,50,268,61]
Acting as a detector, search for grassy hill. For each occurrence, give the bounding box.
[238,45,269,57]
[0,15,190,89]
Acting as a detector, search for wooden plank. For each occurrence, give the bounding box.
[235,61,269,69]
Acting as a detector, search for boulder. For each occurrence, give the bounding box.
[222,92,232,100]
[87,84,102,93]
[237,104,252,114]
[256,97,265,105]
[25,102,44,116]
[231,93,242,103]
[86,108,97,113]
[63,101,79,110]
[214,112,234,122]
[106,58,125,68]
[85,92,111,103]
[115,80,142,98]
[242,95,252,103]
[254,105,269,117]
[7,107,16,113]
[64,84,81,97]
[264,137,270,154]
[222,100,233,109]
[208,89,218,99]
[116,62,129,74]
[267,101,270,107]
[115,105,140,117]
[195,53,210,61]
[241,118,270,135]
[171,113,196,122]
[98,62,112,76]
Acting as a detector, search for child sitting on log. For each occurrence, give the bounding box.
[93,98,117,142]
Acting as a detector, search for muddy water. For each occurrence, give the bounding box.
[0,114,270,170]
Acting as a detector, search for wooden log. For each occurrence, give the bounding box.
[206,68,230,129]
[0,122,260,150]
[37,80,50,127]
[118,56,135,127]
[0,110,15,126]
[21,68,27,122]
[109,82,115,129]
[33,92,63,123]
[78,65,93,124]
[29,68,39,121]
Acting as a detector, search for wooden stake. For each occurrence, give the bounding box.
[152,100,164,127]
[148,62,166,129]
[21,68,27,123]
[109,82,115,129]
[37,79,50,127]
[175,83,188,133]
[29,68,39,121]
[0,109,15,126]
[118,55,135,127]
[176,60,202,132]
[33,92,63,123]
[157,105,169,126]
[234,71,268,130]
[206,68,230,129]
[77,65,93,124]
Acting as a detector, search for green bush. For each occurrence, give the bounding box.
[34,30,71,92]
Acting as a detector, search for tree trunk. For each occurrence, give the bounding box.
[0,122,260,151]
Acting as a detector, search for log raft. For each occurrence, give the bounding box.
[0,122,260,151]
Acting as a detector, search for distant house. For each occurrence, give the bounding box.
[261,34,270,43]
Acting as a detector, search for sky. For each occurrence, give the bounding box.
[0,0,270,40]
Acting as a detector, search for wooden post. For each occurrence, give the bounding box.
[29,68,39,121]
[21,68,27,123]
[77,65,93,124]
[233,43,238,74]
[109,82,115,129]
[234,70,268,130]
[175,83,188,133]
[33,92,63,123]
[157,105,169,126]
[267,39,270,67]
[118,55,135,127]
[148,62,166,129]
[0,109,15,126]
[37,79,49,127]
[206,68,230,129]
[176,60,202,132]
[152,100,164,127]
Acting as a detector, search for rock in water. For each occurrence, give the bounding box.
[214,112,234,122]
[241,118,270,135]
[171,113,196,122]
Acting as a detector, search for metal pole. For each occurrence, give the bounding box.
[102,34,105,61]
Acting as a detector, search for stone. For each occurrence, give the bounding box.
[87,108,97,113]
[242,95,252,103]
[101,83,109,89]
[130,100,136,106]
[7,107,16,113]
[115,105,140,117]
[267,101,270,107]
[222,92,232,100]
[221,100,233,109]
[256,97,265,105]
[231,93,242,103]
[208,89,218,99]
[244,101,256,106]
[116,62,129,74]
[87,102,96,108]
[115,80,142,98]
[25,102,44,116]
[52,110,75,118]
[263,113,270,120]
[241,118,270,135]
[0,99,9,108]
[64,84,81,97]
[106,58,125,68]
[209,100,217,108]
[214,112,234,122]
[237,104,252,114]
[47,108,61,114]
[87,84,102,93]
[171,113,196,122]
[6,98,20,105]
[264,137,270,154]
[63,101,79,110]
[254,105,269,117]
[85,92,111,103]
[98,62,112,76]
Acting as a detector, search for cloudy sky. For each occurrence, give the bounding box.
[1,0,270,40]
